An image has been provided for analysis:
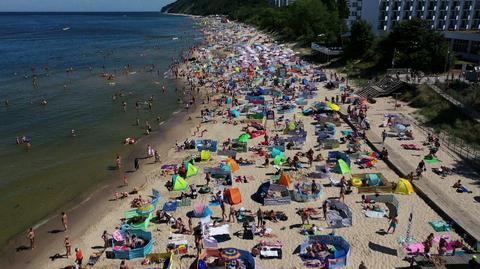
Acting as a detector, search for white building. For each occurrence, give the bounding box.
[348,0,480,61]
[269,0,296,7]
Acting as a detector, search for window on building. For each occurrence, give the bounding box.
[452,39,469,53]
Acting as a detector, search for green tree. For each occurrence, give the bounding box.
[379,18,452,73]
[344,20,375,59]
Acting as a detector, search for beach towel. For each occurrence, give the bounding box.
[429,220,452,232]
[208,224,230,237]
[177,198,192,207]
[163,201,178,212]
[424,158,441,164]
[161,164,177,171]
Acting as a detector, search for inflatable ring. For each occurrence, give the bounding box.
[352,177,362,187]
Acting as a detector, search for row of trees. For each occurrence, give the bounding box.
[344,19,452,73]
[163,0,452,73]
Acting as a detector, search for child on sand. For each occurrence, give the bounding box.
[387,214,398,234]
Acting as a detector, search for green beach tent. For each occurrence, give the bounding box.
[238,133,251,143]
[173,175,188,191]
[334,159,351,174]
[186,163,199,177]
[273,154,287,165]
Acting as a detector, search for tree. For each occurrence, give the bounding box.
[379,19,452,73]
[344,20,375,59]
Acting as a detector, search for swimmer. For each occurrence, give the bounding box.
[71,129,76,137]
[41,100,47,106]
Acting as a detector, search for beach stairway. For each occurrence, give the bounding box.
[355,77,405,98]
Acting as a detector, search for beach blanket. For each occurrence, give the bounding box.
[424,158,441,164]
[177,198,192,207]
[161,164,177,171]
[163,201,178,212]
[341,130,353,136]
[364,210,385,218]
[208,224,230,237]
[404,235,452,254]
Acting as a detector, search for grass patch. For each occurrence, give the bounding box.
[400,84,480,146]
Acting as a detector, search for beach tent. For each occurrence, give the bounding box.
[201,150,212,161]
[274,154,287,165]
[255,182,291,206]
[226,158,240,172]
[300,235,351,268]
[271,147,283,158]
[224,188,242,205]
[172,175,188,191]
[186,162,199,177]
[279,173,292,188]
[395,178,414,195]
[196,139,218,152]
[333,159,351,174]
[238,133,251,143]
[365,194,399,218]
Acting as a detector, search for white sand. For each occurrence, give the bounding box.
[36,18,464,269]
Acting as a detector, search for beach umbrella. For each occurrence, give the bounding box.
[221,248,241,260]
[336,159,351,174]
[136,203,155,216]
[238,133,251,143]
[271,148,283,158]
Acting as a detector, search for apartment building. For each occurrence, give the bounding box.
[348,0,480,61]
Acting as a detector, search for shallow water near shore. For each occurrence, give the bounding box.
[0,12,200,248]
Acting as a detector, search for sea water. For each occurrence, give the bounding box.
[0,12,200,246]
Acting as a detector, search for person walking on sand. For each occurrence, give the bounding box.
[382,129,387,143]
[61,212,68,231]
[387,214,398,234]
[26,228,35,249]
[134,158,139,170]
[64,236,71,257]
[75,248,84,267]
[256,208,264,226]
[205,172,211,186]
[154,150,160,163]
[123,175,128,186]
[119,260,129,269]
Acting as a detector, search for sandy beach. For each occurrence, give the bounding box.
[4,16,476,269]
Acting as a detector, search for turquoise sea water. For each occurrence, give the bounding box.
[0,12,200,246]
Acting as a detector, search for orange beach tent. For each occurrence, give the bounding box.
[279,173,292,188]
[224,188,242,205]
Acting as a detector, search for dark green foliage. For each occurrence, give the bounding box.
[163,0,346,45]
[401,84,480,146]
[378,19,452,73]
[344,20,375,59]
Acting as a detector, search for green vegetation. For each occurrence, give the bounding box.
[401,84,480,146]
[437,80,480,111]
[163,0,348,45]
[341,19,453,78]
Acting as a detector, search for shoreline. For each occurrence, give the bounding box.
[0,76,203,269]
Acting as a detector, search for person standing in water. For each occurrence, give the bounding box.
[134,158,139,170]
[116,155,122,170]
[64,236,71,257]
[26,228,35,249]
[61,212,68,231]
